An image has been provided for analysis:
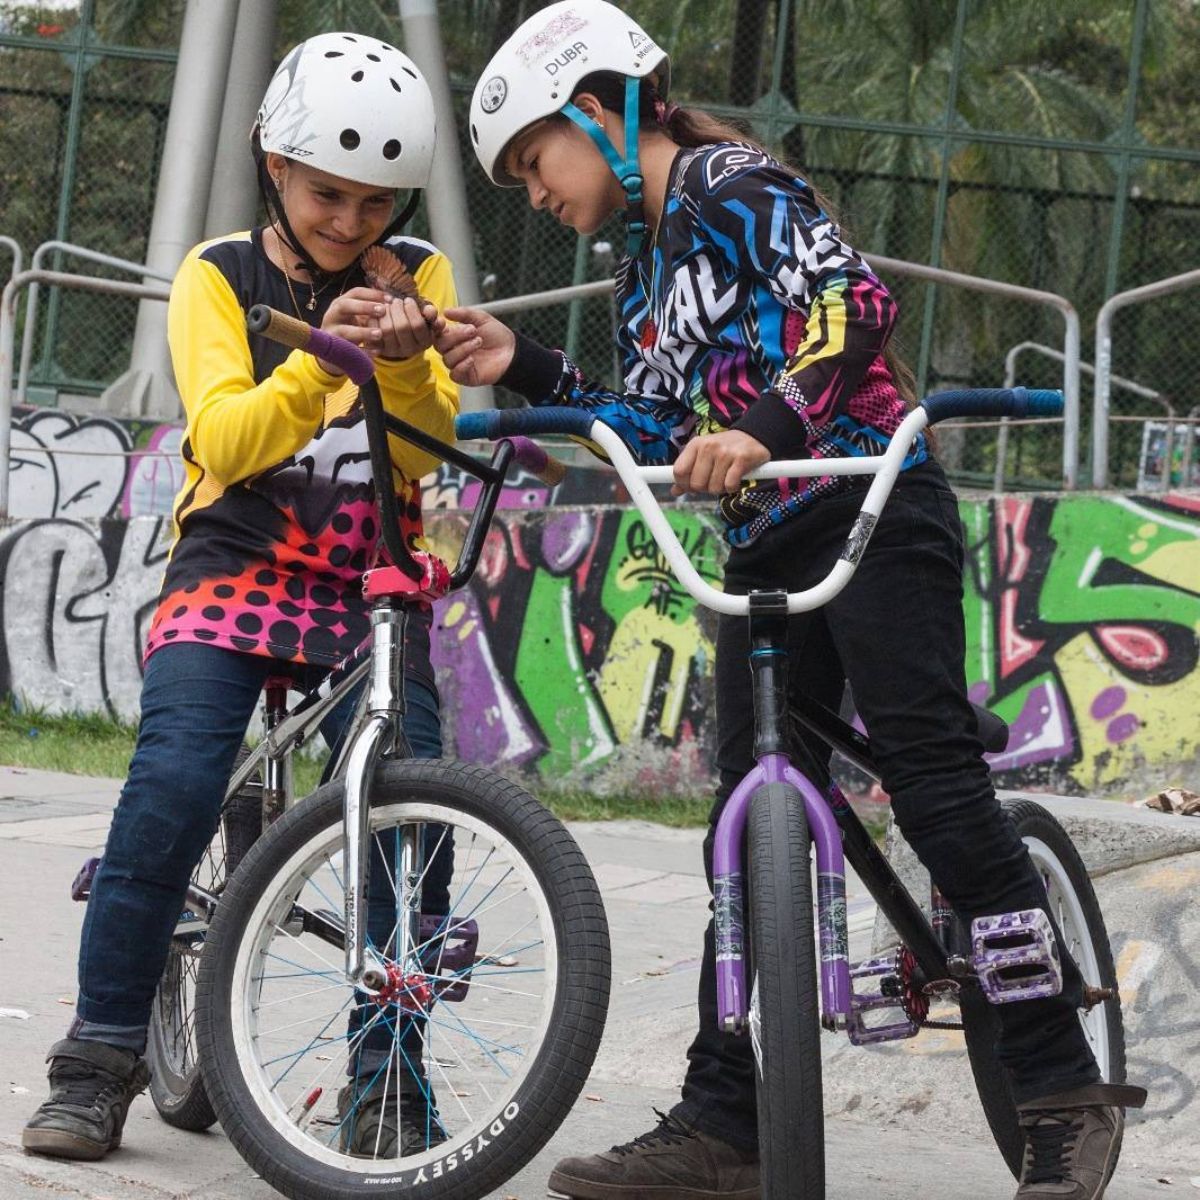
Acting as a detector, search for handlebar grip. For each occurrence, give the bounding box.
[921,387,1064,423]
[456,406,596,441]
[503,436,567,487]
[245,304,375,386]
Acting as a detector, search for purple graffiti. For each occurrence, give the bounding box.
[1090,686,1127,720]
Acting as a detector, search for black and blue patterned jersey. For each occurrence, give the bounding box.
[500,141,928,546]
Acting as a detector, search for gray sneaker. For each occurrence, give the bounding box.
[22,1038,151,1161]
[336,1071,446,1158]
[1015,1082,1148,1200]
[548,1110,760,1200]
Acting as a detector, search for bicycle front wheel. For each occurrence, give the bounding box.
[196,759,610,1200]
[147,746,262,1130]
[960,799,1127,1179]
[748,782,824,1200]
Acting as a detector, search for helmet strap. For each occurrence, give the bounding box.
[560,75,646,257]
[255,153,328,285]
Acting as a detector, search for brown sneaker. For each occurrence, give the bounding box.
[548,1110,759,1200]
[22,1038,150,1161]
[1015,1082,1148,1199]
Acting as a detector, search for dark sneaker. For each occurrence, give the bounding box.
[1015,1082,1148,1199]
[548,1110,760,1200]
[22,1038,150,1161]
[336,1071,447,1158]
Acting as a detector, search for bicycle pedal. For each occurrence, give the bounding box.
[419,914,479,1002]
[70,856,101,901]
[971,908,1063,1003]
[847,950,920,1046]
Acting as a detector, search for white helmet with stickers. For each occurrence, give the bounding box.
[257,31,436,190]
[469,0,670,187]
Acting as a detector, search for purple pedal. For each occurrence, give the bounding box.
[847,949,921,1046]
[971,909,1063,1003]
[419,915,479,1003]
[71,856,101,901]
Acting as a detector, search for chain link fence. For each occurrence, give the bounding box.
[3,0,1199,488]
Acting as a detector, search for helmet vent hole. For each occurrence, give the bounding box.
[323,51,343,58]
[351,70,364,82]
[471,123,479,144]
[340,129,361,151]
[342,35,357,42]
[390,78,402,92]
[383,139,402,161]
[367,53,381,62]
[403,66,418,79]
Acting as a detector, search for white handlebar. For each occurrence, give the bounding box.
[587,405,931,616]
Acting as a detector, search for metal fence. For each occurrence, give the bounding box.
[3,0,1199,490]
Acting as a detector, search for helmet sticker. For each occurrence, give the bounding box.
[516,9,588,66]
[480,76,508,114]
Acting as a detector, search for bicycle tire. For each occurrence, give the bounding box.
[147,745,263,1130]
[196,758,610,1200]
[960,799,1127,1180]
[748,782,824,1199]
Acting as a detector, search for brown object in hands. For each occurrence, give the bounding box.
[360,245,428,308]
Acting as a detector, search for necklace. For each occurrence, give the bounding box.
[271,224,348,314]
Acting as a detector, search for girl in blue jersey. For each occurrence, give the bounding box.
[436,4,1143,1199]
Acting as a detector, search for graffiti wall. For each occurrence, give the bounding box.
[1,406,1197,798]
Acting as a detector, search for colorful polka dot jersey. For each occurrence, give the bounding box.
[144,228,458,680]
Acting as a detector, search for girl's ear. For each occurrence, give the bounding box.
[571,92,606,123]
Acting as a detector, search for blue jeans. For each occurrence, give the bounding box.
[72,640,442,1051]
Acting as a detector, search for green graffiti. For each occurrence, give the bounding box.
[1041,497,1200,626]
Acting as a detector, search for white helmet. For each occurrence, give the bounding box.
[257,32,436,190]
[469,0,669,187]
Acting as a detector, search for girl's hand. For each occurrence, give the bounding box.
[315,287,442,373]
[671,430,772,495]
[434,306,516,386]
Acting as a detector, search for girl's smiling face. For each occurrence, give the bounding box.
[504,102,623,236]
[268,153,397,274]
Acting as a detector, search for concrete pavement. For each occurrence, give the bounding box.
[1,765,1198,1198]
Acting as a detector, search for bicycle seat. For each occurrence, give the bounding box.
[972,704,1009,753]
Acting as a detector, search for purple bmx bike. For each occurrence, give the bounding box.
[458,388,1128,1200]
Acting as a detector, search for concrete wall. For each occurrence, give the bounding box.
[2,406,1198,799]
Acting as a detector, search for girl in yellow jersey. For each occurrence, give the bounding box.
[24,31,455,1164]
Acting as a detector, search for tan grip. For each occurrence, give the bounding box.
[250,305,313,351]
[537,455,568,487]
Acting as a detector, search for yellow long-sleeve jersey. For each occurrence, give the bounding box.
[144,228,458,674]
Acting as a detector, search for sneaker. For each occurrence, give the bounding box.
[22,1038,150,1161]
[336,1071,447,1158]
[548,1109,760,1200]
[1015,1082,1148,1199]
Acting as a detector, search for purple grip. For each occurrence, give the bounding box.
[305,327,376,386]
[503,436,549,477]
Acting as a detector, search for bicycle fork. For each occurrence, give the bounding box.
[342,603,420,993]
[712,591,854,1035]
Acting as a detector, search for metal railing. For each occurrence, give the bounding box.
[1093,267,1200,488]
[1000,341,1165,492]
[0,269,171,519]
[17,241,174,402]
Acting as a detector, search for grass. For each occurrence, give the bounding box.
[0,698,711,826]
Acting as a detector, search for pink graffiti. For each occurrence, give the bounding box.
[996,498,1044,677]
[1095,625,1169,672]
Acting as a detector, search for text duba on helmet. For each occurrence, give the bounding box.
[468,0,670,187]
[257,31,437,191]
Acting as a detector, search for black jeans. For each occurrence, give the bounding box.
[672,462,1099,1152]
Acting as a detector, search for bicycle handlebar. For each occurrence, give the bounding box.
[454,387,1064,618]
[456,387,1064,443]
[246,304,376,386]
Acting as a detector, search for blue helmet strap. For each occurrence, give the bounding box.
[560,76,646,257]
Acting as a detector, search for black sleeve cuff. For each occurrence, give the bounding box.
[497,331,569,404]
[731,391,810,458]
